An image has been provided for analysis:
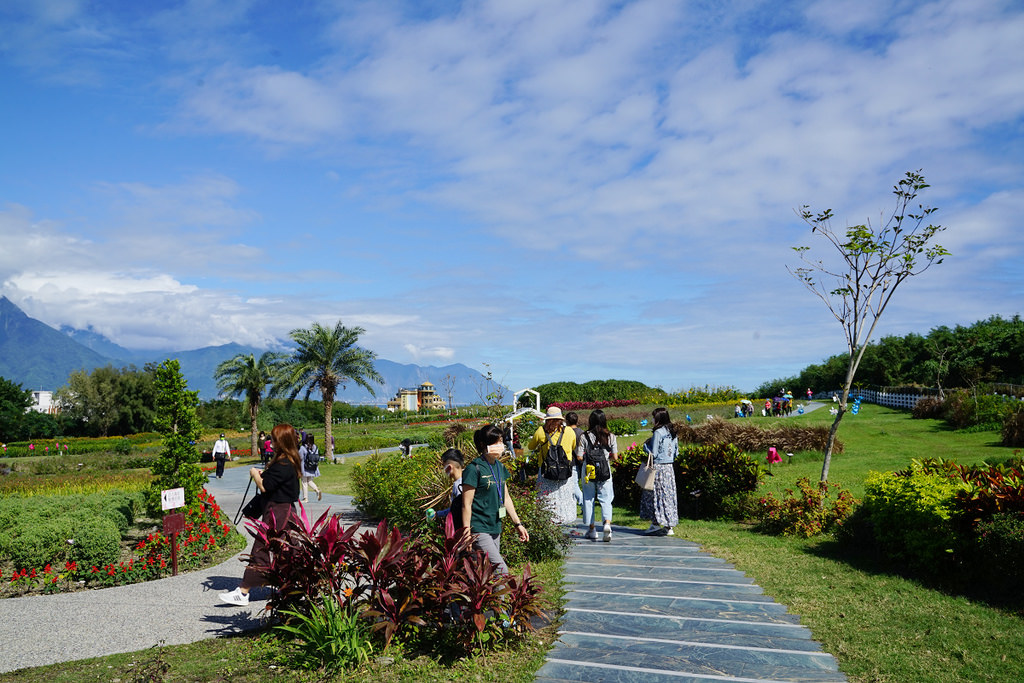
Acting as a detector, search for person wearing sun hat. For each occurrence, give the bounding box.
[528,406,578,525]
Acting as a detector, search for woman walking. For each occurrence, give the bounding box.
[640,407,679,536]
[577,409,618,542]
[299,434,322,503]
[219,423,301,606]
[461,425,529,575]
[528,407,578,525]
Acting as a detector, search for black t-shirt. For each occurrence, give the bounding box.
[261,460,300,504]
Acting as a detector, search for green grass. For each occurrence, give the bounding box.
[677,522,1024,683]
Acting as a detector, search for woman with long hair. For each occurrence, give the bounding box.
[299,434,322,503]
[528,407,578,525]
[576,409,618,542]
[461,425,529,575]
[640,407,679,536]
[219,423,301,606]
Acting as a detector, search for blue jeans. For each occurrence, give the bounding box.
[581,478,614,527]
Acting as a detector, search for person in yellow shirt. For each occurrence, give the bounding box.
[528,406,578,525]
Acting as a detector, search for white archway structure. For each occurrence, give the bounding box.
[502,387,545,424]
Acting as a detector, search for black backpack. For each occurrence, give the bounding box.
[583,432,611,482]
[542,430,573,481]
[304,445,319,471]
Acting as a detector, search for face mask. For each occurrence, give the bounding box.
[487,443,504,456]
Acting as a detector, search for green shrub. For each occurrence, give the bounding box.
[606,418,639,436]
[610,441,647,513]
[500,482,571,566]
[719,491,762,521]
[350,449,438,530]
[912,396,945,419]
[0,491,141,569]
[275,596,374,673]
[943,389,1017,431]
[972,512,1024,596]
[1002,409,1024,447]
[69,517,122,568]
[4,518,74,568]
[676,443,763,520]
[860,468,969,575]
[755,478,858,537]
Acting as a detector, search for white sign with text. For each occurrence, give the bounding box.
[161,487,185,511]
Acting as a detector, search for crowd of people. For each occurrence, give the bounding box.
[218,404,690,605]
[730,388,818,418]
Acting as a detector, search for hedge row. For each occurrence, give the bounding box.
[0,490,145,569]
[838,457,1024,600]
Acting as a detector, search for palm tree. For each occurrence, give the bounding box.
[275,321,383,461]
[214,351,285,460]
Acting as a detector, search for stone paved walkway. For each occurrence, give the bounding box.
[536,526,846,682]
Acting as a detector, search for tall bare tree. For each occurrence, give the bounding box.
[440,373,456,412]
[790,170,949,482]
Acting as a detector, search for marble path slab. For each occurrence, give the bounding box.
[536,525,846,682]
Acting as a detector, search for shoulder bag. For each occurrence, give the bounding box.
[634,451,656,491]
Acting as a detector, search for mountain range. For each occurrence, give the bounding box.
[0,296,493,405]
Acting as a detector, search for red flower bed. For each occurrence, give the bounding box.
[548,399,641,411]
[406,417,479,426]
[1,489,237,596]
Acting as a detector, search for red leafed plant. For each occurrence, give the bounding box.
[252,506,547,655]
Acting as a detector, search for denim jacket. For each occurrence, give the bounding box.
[648,426,678,464]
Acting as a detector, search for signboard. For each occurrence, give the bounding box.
[163,512,185,535]
[161,487,185,511]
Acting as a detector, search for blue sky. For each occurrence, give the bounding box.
[1,0,1022,393]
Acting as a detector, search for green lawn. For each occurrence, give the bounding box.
[740,403,1015,499]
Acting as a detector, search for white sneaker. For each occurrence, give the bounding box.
[219,587,249,606]
[667,527,675,536]
[603,523,612,542]
[584,528,598,541]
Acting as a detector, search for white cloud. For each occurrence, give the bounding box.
[1,0,1022,392]
[403,344,456,362]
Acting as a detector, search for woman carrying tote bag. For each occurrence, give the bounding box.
[639,407,679,537]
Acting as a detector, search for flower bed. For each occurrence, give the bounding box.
[548,399,640,411]
[1,489,240,597]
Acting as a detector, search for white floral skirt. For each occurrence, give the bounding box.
[537,475,579,525]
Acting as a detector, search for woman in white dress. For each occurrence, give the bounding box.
[528,407,578,525]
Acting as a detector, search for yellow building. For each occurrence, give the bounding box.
[387,381,446,412]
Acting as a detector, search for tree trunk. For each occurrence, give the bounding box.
[820,405,846,482]
[324,393,335,463]
[249,400,259,464]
